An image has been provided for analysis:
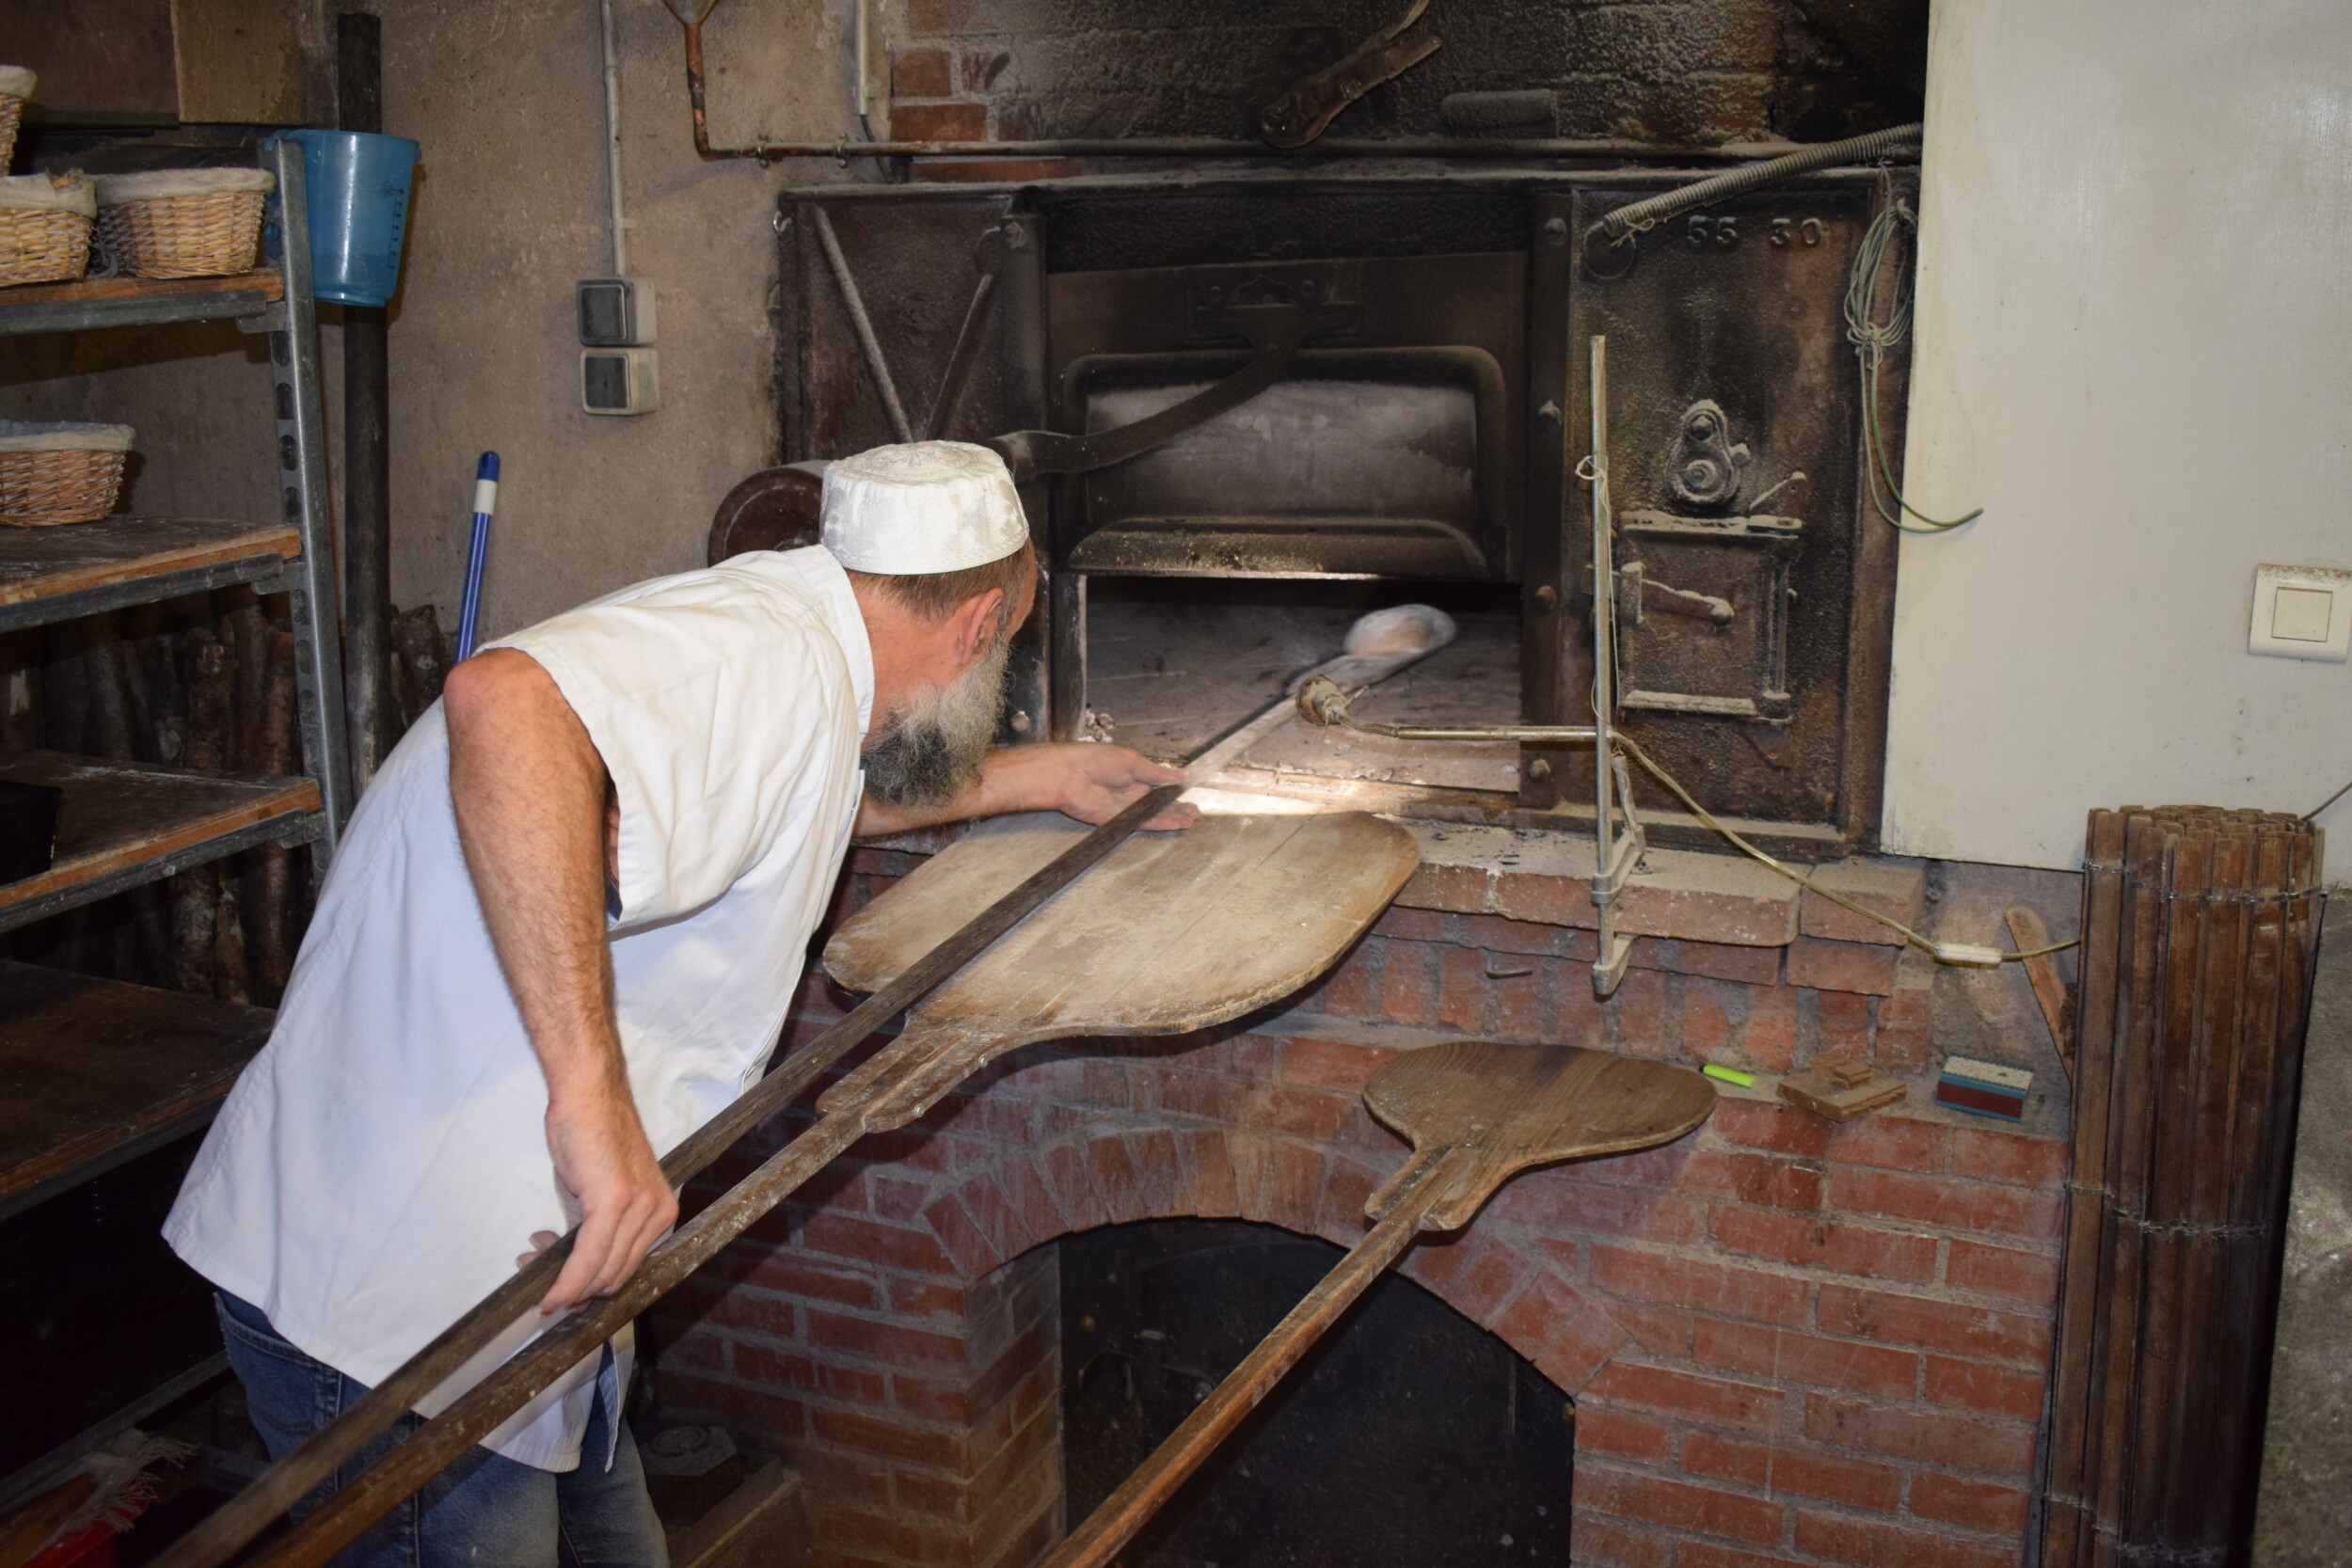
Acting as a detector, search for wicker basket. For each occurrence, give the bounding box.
[0,172,94,289]
[94,168,274,279]
[0,422,135,528]
[0,68,32,174]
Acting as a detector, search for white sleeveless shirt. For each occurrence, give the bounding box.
[166,546,873,1470]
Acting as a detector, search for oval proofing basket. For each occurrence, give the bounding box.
[94,168,274,279]
[0,67,31,174]
[0,422,135,527]
[0,173,95,289]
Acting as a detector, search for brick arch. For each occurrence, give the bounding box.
[918,1125,1635,1402]
[662,990,2066,1568]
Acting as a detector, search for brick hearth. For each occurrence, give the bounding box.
[653,824,2063,1568]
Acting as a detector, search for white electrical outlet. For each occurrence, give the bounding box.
[581,348,659,416]
[2249,564,2352,662]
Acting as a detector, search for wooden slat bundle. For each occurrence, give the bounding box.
[2040,806,2324,1567]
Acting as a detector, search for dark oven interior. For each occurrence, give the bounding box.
[773,171,1906,855]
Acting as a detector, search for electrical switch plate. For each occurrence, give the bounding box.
[581,348,659,416]
[578,277,657,346]
[2249,564,2352,662]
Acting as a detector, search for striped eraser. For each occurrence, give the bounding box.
[1935,1055,2031,1121]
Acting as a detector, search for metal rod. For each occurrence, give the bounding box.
[1589,122,1923,247]
[269,138,354,869]
[810,205,914,443]
[682,19,713,160]
[696,131,1864,162]
[153,784,1184,1568]
[339,12,392,793]
[923,271,997,440]
[1586,333,1636,997]
[1591,336,1617,848]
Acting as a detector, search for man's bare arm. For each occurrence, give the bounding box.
[853,742,1196,838]
[442,649,677,1315]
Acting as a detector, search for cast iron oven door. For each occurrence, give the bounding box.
[1540,180,1901,840]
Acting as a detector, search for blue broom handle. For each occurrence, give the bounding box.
[454,451,499,661]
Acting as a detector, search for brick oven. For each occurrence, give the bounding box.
[651,828,2067,1568]
[660,7,2026,1562]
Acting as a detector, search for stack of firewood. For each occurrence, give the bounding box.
[0,591,452,1006]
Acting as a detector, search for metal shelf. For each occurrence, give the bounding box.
[0,515,301,635]
[0,749,322,938]
[0,269,284,338]
[0,959,273,1221]
[0,143,351,866]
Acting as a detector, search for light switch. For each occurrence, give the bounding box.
[2249,564,2352,662]
[2274,587,2333,641]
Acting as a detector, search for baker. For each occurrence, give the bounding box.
[164,442,1190,1568]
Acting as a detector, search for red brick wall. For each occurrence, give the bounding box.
[653,842,2062,1568]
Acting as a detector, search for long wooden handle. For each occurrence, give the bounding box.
[246,1102,875,1568]
[1041,1149,1468,1568]
[156,784,1184,1568]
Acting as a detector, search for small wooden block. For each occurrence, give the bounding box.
[1778,1059,1907,1122]
[1817,1054,1874,1089]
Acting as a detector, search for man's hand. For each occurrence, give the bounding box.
[1000,743,1198,829]
[855,743,1198,837]
[445,649,679,1318]
[538,1084,678,1314]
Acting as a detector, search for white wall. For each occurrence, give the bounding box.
[1883,0,2352,876]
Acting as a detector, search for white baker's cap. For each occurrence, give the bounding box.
[818,441,1027,574]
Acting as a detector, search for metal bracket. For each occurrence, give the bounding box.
[1585,336,1645,999]
[1257,0,1443,149]
[235,303,290,335]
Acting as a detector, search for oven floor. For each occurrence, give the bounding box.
[1082,579,1522,794]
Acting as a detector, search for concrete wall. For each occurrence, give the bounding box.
[1882,0,2352,875]
[2256,909,2352,1565]
[369,0,851,638]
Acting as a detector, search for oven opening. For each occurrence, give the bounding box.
[1081,575,1522,806]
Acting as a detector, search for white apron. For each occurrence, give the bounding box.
[167,546,873,1470]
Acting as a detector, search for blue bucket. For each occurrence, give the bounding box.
[266,129,421,308]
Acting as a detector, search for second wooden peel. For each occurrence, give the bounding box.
[1045,1041,1716,1568]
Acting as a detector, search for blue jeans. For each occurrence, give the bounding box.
[215,1293,668,1568]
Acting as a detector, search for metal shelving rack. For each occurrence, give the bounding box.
[0,139,354,1508]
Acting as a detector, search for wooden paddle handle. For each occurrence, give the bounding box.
[1042,1151,1468,1568]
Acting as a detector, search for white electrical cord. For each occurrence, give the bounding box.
[599,0,628,275]
[1611,732,2073,965]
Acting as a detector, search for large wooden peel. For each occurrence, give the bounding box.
[237,806,1417,1568]
[1046,1041,1715,1568]
[819,810,1420,1128]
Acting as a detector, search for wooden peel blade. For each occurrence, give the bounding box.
[229,807,1420,1568]
[1044,1042,1715,1568]
[161,784,1188,1568]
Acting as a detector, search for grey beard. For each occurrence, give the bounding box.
[863,636,1010,809]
